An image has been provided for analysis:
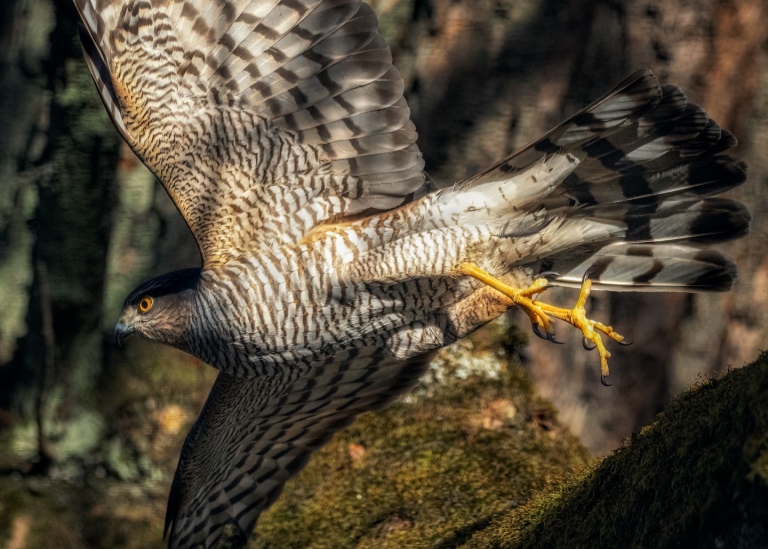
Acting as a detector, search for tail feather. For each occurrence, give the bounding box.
[462,70,746,212]
[632,199,751,244]
[566,156,747,207]
[557,86,746,208]
[595,197,751,244]
[449,69,750,293]
[426,151,579,231]
[540,244,738,292]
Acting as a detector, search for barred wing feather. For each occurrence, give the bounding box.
[74,0,427,264]
[165,350,434,548]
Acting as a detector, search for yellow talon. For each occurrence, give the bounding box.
[457,263,625,377]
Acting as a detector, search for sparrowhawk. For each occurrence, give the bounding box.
[73,0,749,547]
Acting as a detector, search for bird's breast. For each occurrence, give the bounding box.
[189,250,391,376]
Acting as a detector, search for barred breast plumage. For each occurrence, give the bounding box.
[74,0,748,547]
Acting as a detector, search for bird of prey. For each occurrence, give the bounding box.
[73,0,748,546]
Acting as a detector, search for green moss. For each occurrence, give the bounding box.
[462,353,768,548]
[252,322,590,548]
[1,320,586,549]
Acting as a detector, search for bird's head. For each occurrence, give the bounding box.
[114,268,201,349]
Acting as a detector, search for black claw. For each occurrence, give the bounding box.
[531,324,548,340]
[581,267,595,285]
[601,375,612,387]
[547,332,565,345]
[583,337,597,351]
[618,340,634,346]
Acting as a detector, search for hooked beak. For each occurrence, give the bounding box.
[114,322,135,347]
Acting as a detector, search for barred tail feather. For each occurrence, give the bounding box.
[551,78,748,213]
[457,69,750,293]
[520,198,749,292]
[463,69,747,216]
[597,197,751,245]
[543,244,738,292]
[508,196,749,269]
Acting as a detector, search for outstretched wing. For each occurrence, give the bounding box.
[165,347,434,548]
[74,0,427,264]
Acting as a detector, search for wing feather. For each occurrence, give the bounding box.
[73,0,427,263]
[165,349,434,548]
[77,24,130,141]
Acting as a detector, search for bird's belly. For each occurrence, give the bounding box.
[192,262,399,375]
[192,258,470,377]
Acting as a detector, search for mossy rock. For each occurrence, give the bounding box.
[464,353,768,548]
[254,347,768,549]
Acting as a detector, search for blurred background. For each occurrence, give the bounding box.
[0,0,766,546]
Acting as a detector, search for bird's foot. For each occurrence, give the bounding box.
[534,274,626,378]
[457,263,625,378]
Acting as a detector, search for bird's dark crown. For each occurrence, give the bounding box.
[123,268,201,308]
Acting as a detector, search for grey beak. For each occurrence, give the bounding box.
[114,323,135,347]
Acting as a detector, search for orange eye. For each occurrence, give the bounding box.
[138,296,154,313]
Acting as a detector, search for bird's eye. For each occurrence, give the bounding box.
[138,296,154,314]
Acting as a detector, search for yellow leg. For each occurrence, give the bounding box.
[457,263,625,378]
